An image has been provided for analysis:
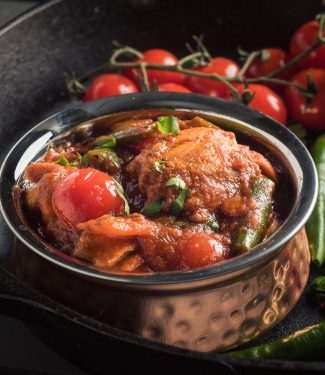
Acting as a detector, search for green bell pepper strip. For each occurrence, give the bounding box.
[234,175,275,253]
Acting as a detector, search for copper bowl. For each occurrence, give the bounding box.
[0,93,318,352]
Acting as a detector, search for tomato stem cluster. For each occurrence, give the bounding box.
[68,14,325,103]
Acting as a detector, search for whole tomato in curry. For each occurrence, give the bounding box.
[52,168,125,226]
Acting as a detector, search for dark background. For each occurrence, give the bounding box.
[0,4,84,375]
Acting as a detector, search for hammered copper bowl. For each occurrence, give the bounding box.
[0,93,318,353]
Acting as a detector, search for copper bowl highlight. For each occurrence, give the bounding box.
[0,93,318,352]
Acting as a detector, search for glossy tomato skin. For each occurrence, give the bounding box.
[231,84,287,124]
[180,233,225,269]
[52,168,125,226]
[158,83,192,92]
[246,48,297,92]
[125,49,184,85]
[290,20,325,69]
[84,74,138,101]
[184,57,240,98]
[284,69,325,130]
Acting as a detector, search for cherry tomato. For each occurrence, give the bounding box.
[230,84,287,124]
[52,168,125,226]
[125,49,184,85]
[84,74,138,101]
[290,20,325,69]
[184,57,240,98]
[284,69,325,130]
[246,48,297,92]
[180,233,225,269]
[158,83,192,92]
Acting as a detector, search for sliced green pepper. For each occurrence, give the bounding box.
[234,176,275,253]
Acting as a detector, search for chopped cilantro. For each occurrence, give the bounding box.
[152,158,168,173]
[204,220,220,232]
[166,176,186,190]
[157,116,180,134]
[112,178,130,215]
[141,199,165,217]
[171,188,189,217]
[56,154,70,166]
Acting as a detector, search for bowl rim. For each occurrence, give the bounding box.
[0,93,318,287]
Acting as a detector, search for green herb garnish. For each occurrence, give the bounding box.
[94,136,117,148]
[157,116,180,135]
[166,176,186,190]
[141,199,165,217]
[80,153,89,166]
[171,189,189,217]
[204,220,220,232]
[56,154,70,166]
[152,158,168,173]
[112,178,130,215]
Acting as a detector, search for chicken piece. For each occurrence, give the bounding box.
[73,232,137,268]
[75,213,153,271]
[24,162,78,252]
[76,213,155,237]
[117,253,145,272]
[126,126,275,222]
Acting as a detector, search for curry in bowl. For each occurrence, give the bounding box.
[13,112,282,273]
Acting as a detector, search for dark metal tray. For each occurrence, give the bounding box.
[0,0,325,373]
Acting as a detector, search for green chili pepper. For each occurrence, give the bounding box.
[234,176,275,253]
[306,135,325,266]
[228,320,325,359]
[81,148,121,174]
[312,276,325,301]
[93,136,116,148]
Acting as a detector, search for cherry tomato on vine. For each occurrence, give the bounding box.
[125,49,184,85]
[184,57,240,98]
[230,84,287,124]
[52,168,125,226]
[84,74,138,101]
[180,233,225,269]
[290,20,325,69]
[158,83,192,92]
[246,48,297,92]
[284,69,325,130]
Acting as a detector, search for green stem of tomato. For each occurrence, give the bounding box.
[237,50,261,80]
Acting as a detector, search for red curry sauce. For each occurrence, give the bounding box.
[14,114,280,273]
